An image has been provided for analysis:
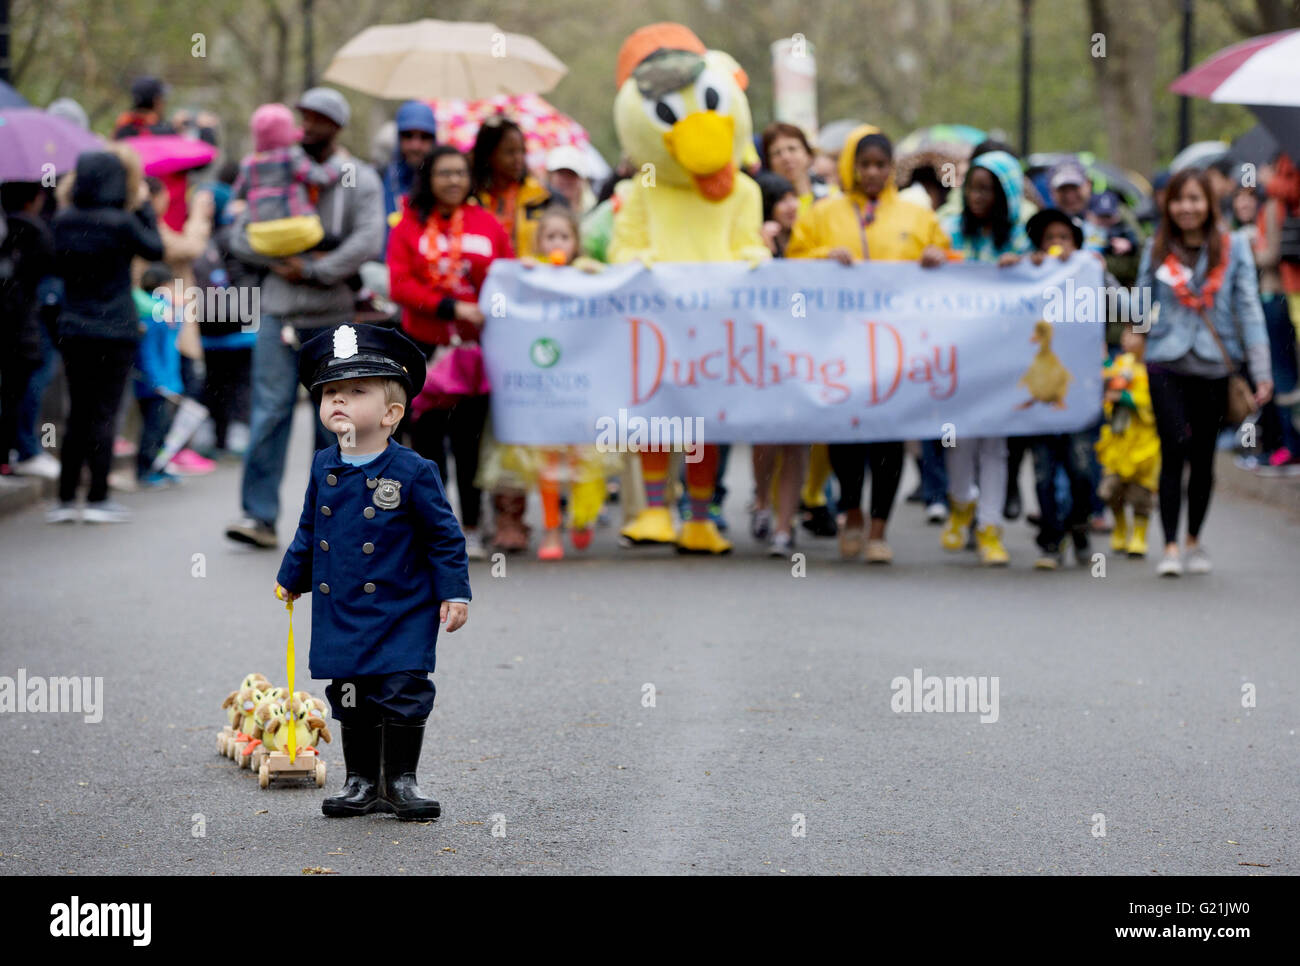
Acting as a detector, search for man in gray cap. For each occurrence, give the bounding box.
[225,87,386,548]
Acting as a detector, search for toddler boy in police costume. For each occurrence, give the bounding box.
[274,323,470,820]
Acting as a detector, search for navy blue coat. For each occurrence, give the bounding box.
[276,439,471,678]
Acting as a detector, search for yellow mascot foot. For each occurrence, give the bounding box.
[1126,516,1149,558]
[976,524,1009,566]
[619,507,677,546]
[677,519,732,555]
[941,500,975,551]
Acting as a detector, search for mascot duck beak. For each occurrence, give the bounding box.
[663,112,735,199]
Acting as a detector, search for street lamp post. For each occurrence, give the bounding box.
[1020,0,1032,156]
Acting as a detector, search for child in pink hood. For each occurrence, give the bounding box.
[232,103,346,257]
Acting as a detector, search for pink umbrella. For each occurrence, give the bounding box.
[117,134,218,176]
[117,134,217,231]
[428,93,591,174]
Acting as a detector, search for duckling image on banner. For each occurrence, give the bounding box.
[1017,320,1071,409]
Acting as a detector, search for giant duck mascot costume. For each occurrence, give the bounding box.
[608,22,770,554]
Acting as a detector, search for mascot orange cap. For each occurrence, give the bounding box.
[616,22,707,89]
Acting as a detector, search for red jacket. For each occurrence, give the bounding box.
[387,200,514,346]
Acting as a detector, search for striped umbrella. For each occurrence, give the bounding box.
[1170,29,1300,159]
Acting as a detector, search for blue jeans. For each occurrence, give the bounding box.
[1262,294,1300,454]
[1031,432,1095,549]
[15,321,57,460]
[919,438,948,506]
[240,317,334,526]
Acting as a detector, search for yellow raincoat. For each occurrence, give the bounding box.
[786,125,950,262]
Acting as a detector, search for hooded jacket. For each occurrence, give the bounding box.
[53,151,165,342]
[786,125,949,262]
[941,150,1031,262]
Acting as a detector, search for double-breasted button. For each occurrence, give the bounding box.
[363,506,375,519]
[321,506,332,516]
[319,539,329,551]
[362,542,375,554]
[366,478,378,489]
[326,473,338,486]
[319,582,330,594]
[363,582,376,594]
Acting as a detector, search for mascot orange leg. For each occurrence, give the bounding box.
[619,446,730,553]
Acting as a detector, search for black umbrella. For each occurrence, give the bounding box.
[1247,105,1300,162]
[1229,123,1280,168]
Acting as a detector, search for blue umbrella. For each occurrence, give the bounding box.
[0,80,29,108]
[0,108,103,182]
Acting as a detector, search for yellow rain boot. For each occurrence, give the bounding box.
[677,519,733,555]
[976,523,1010,566]
[619,507,677,545]
[1126,515,1149,558]
[941,499,975,551]
[1110,507,1128,552]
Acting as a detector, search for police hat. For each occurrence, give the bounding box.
[298,323,427,399]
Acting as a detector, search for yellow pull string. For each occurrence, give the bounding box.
[276,588,298,763]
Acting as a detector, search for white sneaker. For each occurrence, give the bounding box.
[463,530,486,560]
[1185,546,1213,575]
[925,502,948,524]
[82,499,132,523]
[12,452,61,479]
[45,502,79,524]
[768,530,793,557]
[1156,550,1183,577]
[751,507,773,541]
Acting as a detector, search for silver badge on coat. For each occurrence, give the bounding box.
[372,478,402,510]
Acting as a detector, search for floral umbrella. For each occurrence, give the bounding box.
[428,93,601,177]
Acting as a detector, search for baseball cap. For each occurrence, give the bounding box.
[1049,160,1088,192]
[295,87,350,129]
[1088,190,1120,218]
[545,145,588,177]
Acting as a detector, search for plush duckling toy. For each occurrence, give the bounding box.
[261,698,325,755]
[1017,320,1072,409]
[608,22,769,555]
[240,692,290,768]
[222,673,270,728]
[229,681,274,759]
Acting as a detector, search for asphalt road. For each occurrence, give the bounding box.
[1,401,1296,875]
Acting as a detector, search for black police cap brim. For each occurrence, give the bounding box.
[309,353,417,395]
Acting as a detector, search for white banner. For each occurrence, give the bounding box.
[479,256,1107,444]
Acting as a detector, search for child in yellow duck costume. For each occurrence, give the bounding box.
[608,22,771,554]
[1096,328,1160,556]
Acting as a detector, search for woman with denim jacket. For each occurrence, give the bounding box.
[1137,168,1272,577]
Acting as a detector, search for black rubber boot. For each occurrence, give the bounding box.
[380,719,441,820]
[322,723,388,817]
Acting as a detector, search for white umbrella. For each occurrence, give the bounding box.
[323,19,567,100]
